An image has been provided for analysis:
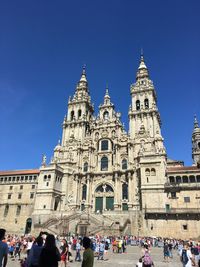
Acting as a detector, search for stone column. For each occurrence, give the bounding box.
[114,173,121,211]
[85,175,90,209]
[128,172,134,209]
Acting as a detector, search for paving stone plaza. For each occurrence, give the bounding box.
[8,245,182,267]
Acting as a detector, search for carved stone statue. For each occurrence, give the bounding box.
[42,155,47,166]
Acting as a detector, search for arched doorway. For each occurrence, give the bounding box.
[95,184,114,213]
[25,218,32,234]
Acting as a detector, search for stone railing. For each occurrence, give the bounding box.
[145,208,200,214]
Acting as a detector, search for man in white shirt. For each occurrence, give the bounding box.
[75,240,81,261]
[0,229,8,267]
[180,243,195,267]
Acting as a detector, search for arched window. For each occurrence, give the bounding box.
[83,162,88,172]
[16,205,21,216]
[82,184,87,200]
[95,185,104,192]
[54,198,60,211]
[145,168,150,176]
[189,175,195,183]
[78,109,82,119]
[25,218,32,234]
[4,205,9,217]
[144,99,149,109]
[151,168,156,176]
[169,176,175,183]
[70,110,74,121]
[103,111,109,120]
[101,156,108,171]
[136,100,140,111]
[105,184,114,192]
[198,142,200,149]
[176,176,181,183]
[101,140,108,151]
[122,183,128,200]
[182,176,189,183]
[122,159,128,170]
[95,184,114,193]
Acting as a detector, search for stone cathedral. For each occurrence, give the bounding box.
[0,55,200,238]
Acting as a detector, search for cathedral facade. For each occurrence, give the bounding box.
[0,55,200,238]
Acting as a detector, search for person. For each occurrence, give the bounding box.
[14,239,22,260]
[0,229,8,267]
[75,240,81,262]
[191,243,199,266]
[39,234,61,267]
[122,239,126,253]
[105,241,109,254]
[118,239,122,253]
[27,238,33,256]
[97,240,105,260]
[180,243,195,267]
[163,242,170,262]
[136,257,143,267]
[142,249,154,267]
[27,236,43,267]
[81,237,94,267]
[60,239,69,267]
[168,242,173,258]
[8,242,14,259]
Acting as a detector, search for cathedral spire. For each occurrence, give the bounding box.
[105,85,110,97]
[194,115,199,129]
[79,65,87,83]
[103,85,111,105]
[136,52,149,80]
[138,49,147,70]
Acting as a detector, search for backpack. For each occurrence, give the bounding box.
[192,247,199,256]
[143,252,152,265]
[181,249,189,265]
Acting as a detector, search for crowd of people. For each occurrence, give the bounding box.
[1,228,200,267]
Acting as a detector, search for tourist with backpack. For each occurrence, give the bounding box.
[180,243,195,267]
[142,250,154,267]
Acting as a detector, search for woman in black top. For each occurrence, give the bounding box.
[39,234,61,267]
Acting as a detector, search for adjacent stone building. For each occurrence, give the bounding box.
[0,55,200,238]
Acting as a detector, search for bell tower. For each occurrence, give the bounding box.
[128,53,165,156]
[62,67,94,144]
[192,115,200,165]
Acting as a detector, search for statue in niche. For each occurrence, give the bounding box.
[95,132,99,141]
[67,192,74,203]
[70,129,74,139]
[102,184,107,192]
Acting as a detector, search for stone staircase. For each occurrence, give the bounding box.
[34,211,130,236]
[34,211,82,234]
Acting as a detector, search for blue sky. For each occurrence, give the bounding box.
[0,0,200,170]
